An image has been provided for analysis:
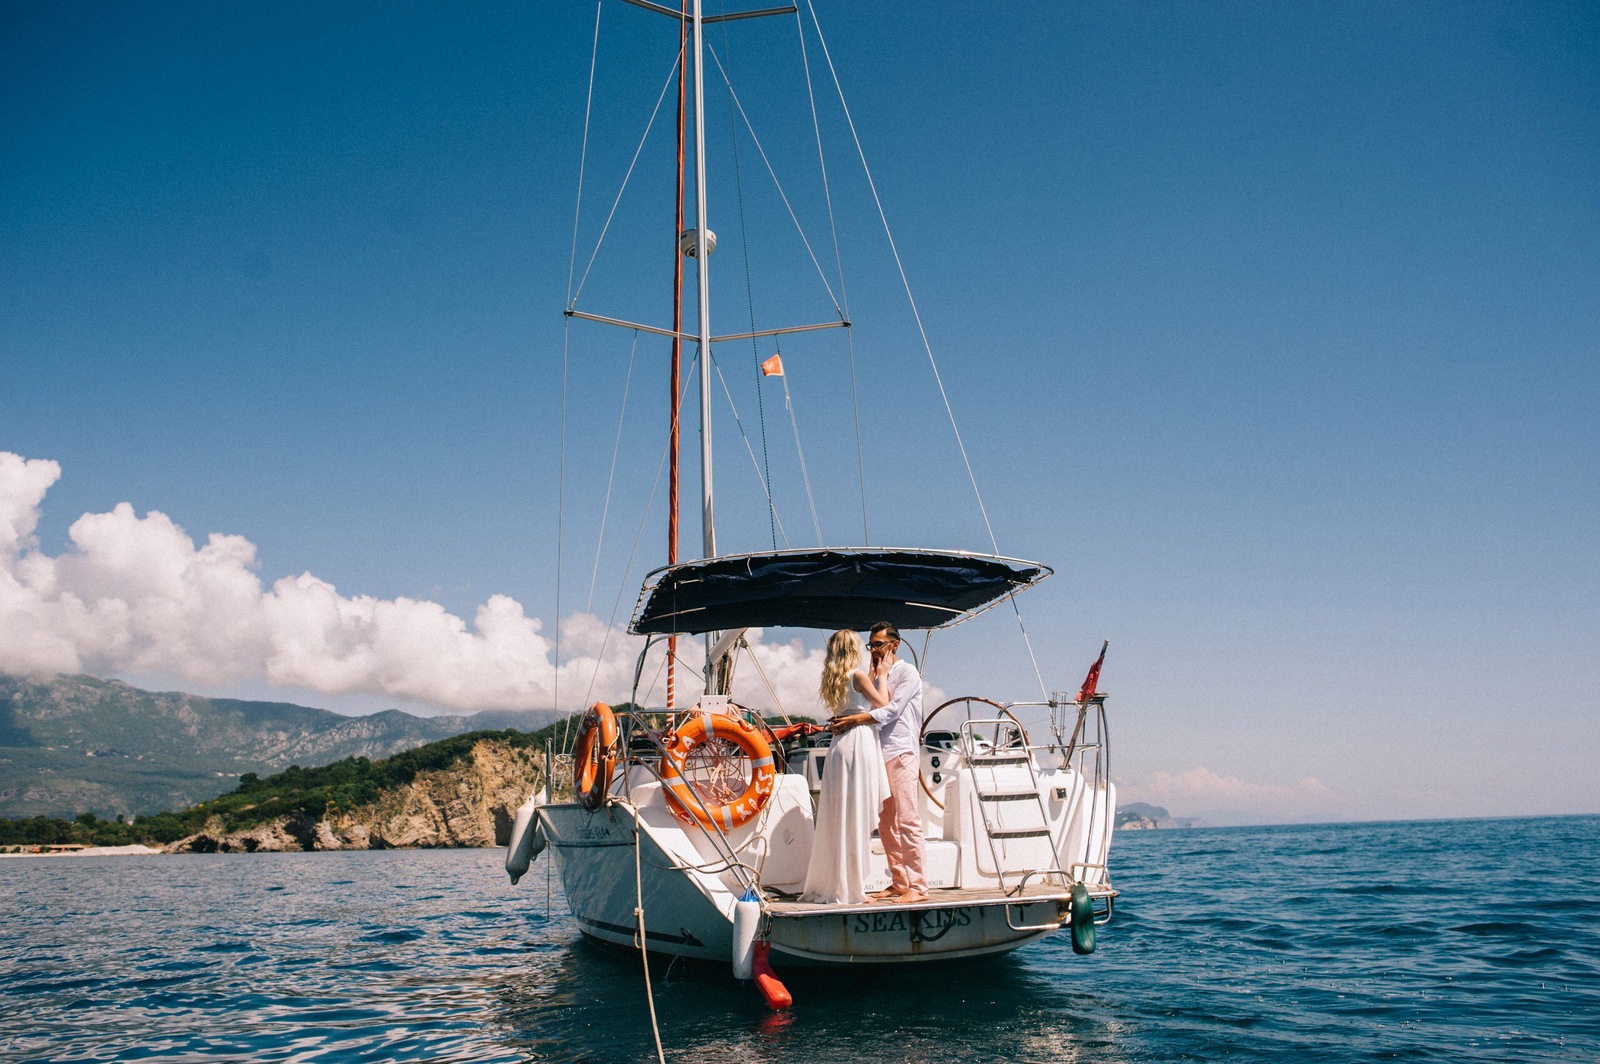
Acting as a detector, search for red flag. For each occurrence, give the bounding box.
[760,353,784,377]
[1075,640,1108,703]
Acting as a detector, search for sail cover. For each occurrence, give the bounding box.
[629,548,1052,635]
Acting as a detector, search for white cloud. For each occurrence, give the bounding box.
[1119,765,1344,824]
[0,452,848,715]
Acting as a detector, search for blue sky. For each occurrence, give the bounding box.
[2,1,1595,823]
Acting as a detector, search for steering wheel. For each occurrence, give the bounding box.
[918,696,1030,810]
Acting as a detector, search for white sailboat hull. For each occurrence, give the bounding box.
[541,801,735,960]
[536,762,1115,968]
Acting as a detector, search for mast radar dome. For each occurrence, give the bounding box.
[680,228,716,258]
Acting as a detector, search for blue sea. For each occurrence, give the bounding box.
[2,816,1595,1062]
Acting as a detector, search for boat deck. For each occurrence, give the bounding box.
[763,881,1113,918]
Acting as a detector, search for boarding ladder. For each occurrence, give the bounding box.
[961,718,1061,894]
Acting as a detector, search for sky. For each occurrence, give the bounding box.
[2,1,1596,825]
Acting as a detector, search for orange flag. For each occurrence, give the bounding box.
[760,353,784,377]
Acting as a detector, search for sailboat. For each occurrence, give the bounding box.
[505,0,1118,984]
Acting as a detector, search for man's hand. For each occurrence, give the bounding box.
[829,712,873,734]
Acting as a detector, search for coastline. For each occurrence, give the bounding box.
[0,844,165,858]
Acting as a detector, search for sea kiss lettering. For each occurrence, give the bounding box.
[852,907,973,934]
[577,826,612,840]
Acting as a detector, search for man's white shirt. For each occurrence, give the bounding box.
[868,658,923,759]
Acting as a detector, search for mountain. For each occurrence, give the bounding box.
[1115,801,1203,829]
[0,725,559,852]
[1116,802,1169,829]
[0,673,561,818]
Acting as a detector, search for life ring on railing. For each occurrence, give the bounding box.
[573,702,618,811]
[659,710,777,830]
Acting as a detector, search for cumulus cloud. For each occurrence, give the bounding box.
[1119,765,1344,824]
[0,452,840,715]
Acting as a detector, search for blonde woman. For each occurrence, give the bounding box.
[799,629,891,904]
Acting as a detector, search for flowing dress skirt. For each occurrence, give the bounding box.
[799,723,890,904]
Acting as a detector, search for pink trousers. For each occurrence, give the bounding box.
[878,751,926,893]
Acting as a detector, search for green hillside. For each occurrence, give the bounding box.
[0,673,560,818]
[0,716,575,849]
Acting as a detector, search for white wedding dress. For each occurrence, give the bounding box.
[799,689,890,904]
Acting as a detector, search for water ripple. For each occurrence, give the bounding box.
[1,818,1597,1061]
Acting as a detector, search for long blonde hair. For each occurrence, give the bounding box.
[819,629,863,712]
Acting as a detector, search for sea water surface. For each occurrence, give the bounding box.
[2,815,1596,1062]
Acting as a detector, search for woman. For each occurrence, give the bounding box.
[799,629,891,904]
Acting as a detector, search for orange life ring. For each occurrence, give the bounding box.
[659,710,777,830]
[573,702,618,811]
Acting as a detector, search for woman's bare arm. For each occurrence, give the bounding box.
[852,667,890,708]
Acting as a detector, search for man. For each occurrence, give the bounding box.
[830,621,926,903]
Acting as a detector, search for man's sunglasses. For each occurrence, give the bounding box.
[869,639,896,649]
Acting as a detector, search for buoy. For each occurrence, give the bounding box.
[504,793,546,885]
[752,942,792,1010]
[573,703,618,811]
[1070,882,1096,955]
[731,887,760,980]
[659,712,777,830]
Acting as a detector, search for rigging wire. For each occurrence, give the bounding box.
[709,349,792,547]
[569,54,684,310]
[586,332,642,614]
[566,2,602,311]
[711,26,778,551]
[738,636,794,724]
[802,0,1048,696]
[558,4,603,757]
[579,360,691,712]
[703,42,835,546]
[705,45,845,316]
[793,10,868,543]
[777,368,824,544]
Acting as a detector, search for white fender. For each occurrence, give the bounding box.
[731,888,761,980]
[505,793,546,885]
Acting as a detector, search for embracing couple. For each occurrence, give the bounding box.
[800,622,927,906]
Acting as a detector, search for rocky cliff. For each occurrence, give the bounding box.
[166,738,544,853]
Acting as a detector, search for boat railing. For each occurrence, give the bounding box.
[1003,694,1112,794]
[608,706,761,896]
[957,695,1115,892]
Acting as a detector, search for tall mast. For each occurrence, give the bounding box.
[690,0,717,687]
[667,0,688,712]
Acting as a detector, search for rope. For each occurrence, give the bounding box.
[634,818,668,1064]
